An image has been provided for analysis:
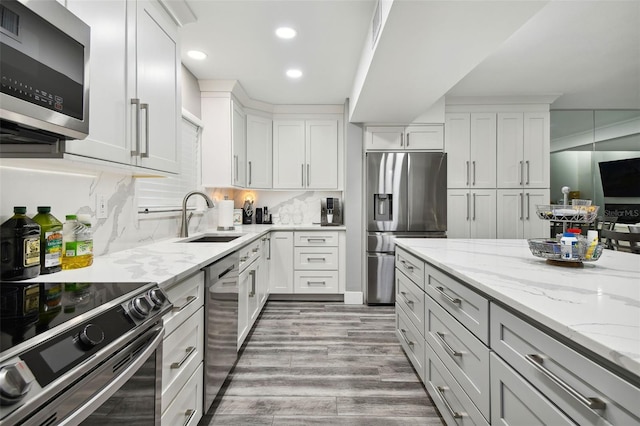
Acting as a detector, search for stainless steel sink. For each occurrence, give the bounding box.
[179,234,243,243]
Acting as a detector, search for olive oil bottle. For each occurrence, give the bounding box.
[32,206,63,274]
[0,206,41,280]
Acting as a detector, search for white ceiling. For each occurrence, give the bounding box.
[178,0,640,123]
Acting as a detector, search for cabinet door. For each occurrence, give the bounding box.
[269,232,294,293]
[470,113,496,188]
[470,190,496,239]
[523,190,549,238]
[64,0,132,165]
[246,115,272,188]
[258,236,271,306]
[306,120,338,189]
[248,262,260,323]
[135,0,179,173]
[238,268,250,349]
[405,125,444,150]
[232,102,246,187]
[523,112,550,188]
[496,113,524,188]
[445,114,471,188]
[273,121,305,188]
[365,126,404,150]
[497,189,524,238]
[447,189,471,238]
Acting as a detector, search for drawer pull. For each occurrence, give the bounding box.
[399,329,414,348]
[436,386,463,419]
[435,286,461,306]
[240,256,249,262]
[399,291,414,305]
[400,260,414,271]
[307,257,326,262]
[171,346,196,369]
[307,281,327,286]
[525,354,606,410]
[307,238,327,242]
[252,247,260,253]
[183,409,196,426]
[172,295,197,312]
[436,332,462,357]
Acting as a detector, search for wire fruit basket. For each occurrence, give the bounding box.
[527,238,604,266]
[535,204,599,223]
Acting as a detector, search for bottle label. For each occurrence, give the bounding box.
[76,239,93,256]
[65,241,77,257]
[23,236,40,267]
[44,230,63,267]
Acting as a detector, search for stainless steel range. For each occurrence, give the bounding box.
[0,281,172,425]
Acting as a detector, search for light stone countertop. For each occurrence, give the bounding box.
[394,238,640,381]
[23,224,345,290]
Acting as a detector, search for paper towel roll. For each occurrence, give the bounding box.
[218,200,235,229]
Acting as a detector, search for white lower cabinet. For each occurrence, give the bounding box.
[396,304,426,382]
[490,353,573,426]
[269,231,294,293]
[161,363,204,426]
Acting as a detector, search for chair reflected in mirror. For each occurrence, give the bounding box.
[600,228,640,254]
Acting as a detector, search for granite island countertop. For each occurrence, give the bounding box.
[20,224,345,289]
[395,238,640,382]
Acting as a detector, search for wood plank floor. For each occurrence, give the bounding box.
[200,301,444,425]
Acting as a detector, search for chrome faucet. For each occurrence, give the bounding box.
[180,191,215,237]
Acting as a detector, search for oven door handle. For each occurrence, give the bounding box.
[59,326,164,425]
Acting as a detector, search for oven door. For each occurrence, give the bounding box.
[23,325,163,426]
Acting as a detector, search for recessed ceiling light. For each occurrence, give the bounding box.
[286,69,302,79]
[276,27,297,39]
[187,50,207,60]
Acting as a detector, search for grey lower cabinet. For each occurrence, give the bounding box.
[395,246,640,426]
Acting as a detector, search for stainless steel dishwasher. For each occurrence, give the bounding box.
[203,252,239,412]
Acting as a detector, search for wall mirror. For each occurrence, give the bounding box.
[550,110,640,224]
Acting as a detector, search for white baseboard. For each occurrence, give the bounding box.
[343,291,363,305]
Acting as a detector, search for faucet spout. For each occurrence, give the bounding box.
[180,191,215,238]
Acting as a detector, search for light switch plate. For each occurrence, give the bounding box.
[97,194,108,219]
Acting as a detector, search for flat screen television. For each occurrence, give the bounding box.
[598,157,640,197]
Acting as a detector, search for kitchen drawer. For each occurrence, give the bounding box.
[294,246,338,270]
[491,303,640,425]
[294,270,339,293]
[396,247,425,289]
[426,297,490,419]
[425,343,489,426]
[294,231,339,247]
[396,304,425,382]
[395,270,425,335]
[239,239,261,272]
[424,262,489,344]
[490,353,574,425]
[163,271,204,337]
[161,362,203,425]
[162,307,204,408]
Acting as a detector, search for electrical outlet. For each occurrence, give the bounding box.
[97,194,108,219]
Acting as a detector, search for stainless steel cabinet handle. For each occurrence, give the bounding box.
[248,161,252,185]
[400,133,404,147]
[249,270,256,297]
[172,295,197,312]
[267,238,271,260]
[472,193,477,221]
[307,164,310,187]
[183,409,196,426]
[131,98,141,156]
[308,281,326,286]
[472,160,476,185]
[436,386,463,419]
[218,264,235,279]
[435,286,462,306]
[465,161,469,186]
[406,133,410,147]
[400,260,414,271]
[234,155,239,182]
[436,331,462,357]
[526,192,531,220]
[301,164,305,187]
[399,291,414,305]
[140,103,149,158]
[519,160,524,185]
[399,328,414,347]
[252,247,259,253]
[240,256,248,262]
[307,257,326,262]
[171,346,196,369]
[466,193,470,221]
[519,193,524,220]
[307,238,326,243]
[525,354,606,410]
[526,160,530,185]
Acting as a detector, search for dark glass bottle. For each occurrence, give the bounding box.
[32,206,63,274]
[1,206,41,280]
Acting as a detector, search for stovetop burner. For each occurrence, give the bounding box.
[0,281,152,354]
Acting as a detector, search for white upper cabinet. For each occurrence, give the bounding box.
[246,114,273,188]
[497,112,550,188]
[65,0,180,173]
[446,113,496,189]
[273,120,338,189]
[365,125,444,151]
[201,96,246,188]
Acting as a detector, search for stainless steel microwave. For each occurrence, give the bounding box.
[0,0,90,145]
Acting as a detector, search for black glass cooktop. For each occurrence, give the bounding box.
[0,281,152,353]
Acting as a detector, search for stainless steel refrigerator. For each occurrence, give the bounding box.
[366,152,447,304]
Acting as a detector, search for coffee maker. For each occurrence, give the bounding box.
[320,198,342,226]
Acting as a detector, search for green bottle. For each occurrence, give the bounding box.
[1,206,41,280]
[32,206,63,274]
